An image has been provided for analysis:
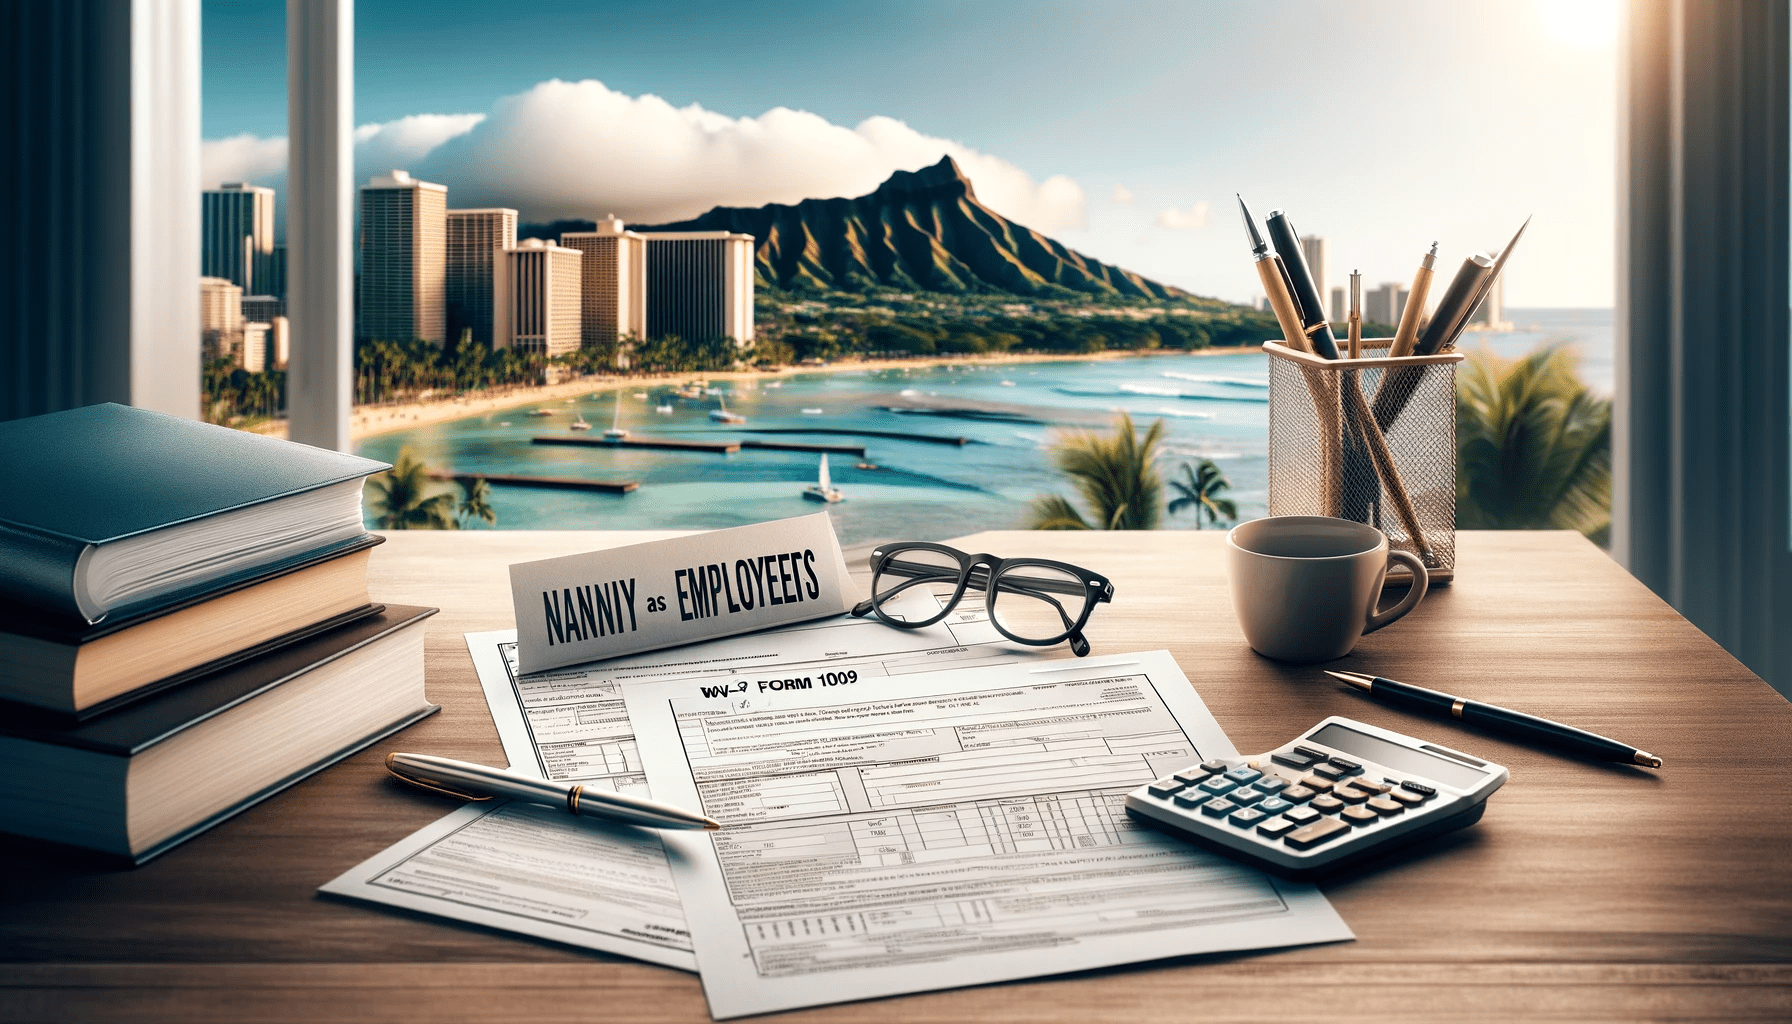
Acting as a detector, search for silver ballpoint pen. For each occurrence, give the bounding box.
[386,752,721,830]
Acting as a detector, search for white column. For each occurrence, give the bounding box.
[130,0,202,419]
[286,0,354,451]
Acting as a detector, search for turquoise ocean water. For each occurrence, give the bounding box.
[356,308,1610,547]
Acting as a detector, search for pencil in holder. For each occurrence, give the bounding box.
[1264,338,1463,584]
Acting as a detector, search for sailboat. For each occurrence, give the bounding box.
[569,414,593,431]
[602,391,628,440]
[802,454,843,503]
[709,393,746,424]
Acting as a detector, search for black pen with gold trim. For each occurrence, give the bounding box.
[386,751,722,828]
[1326,671,1662,768]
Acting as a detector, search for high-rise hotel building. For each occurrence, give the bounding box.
[560,215,647,360]
[202,182,277,296]
[494,238,582,356]
[199,276,243,362]
[358,170,447,344]
[642,232,755,346]
[446,207,517,348]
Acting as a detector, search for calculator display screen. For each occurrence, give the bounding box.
[1307,724,1489,788]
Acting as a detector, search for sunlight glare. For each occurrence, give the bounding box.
[1536,0,1619,48]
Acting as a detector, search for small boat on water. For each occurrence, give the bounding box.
[603,391,629,440]
[709,394,746,424]
[803,454,843,503]
[569,415,593,431]
[498,421,511,427]
[633,392,648,399]
[654,404,674,415]
[801,408,824,415]
[1000,380,1016,387]
[526,408,554,417]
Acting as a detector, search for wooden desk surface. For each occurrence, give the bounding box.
[4,530,1791,1023]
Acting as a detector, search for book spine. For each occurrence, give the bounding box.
[0,520,89,621]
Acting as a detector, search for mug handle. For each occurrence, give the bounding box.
[1364,550,1429,634]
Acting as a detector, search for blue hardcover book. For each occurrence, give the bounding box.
[0,605,438,864]
[0,403,389,624]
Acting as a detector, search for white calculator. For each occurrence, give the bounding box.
[1124,716,1508,880]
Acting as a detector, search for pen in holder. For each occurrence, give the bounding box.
[1265,338,1462,585]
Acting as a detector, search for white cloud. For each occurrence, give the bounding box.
[201,114,487,193]
[1111,183,1134,204]
[354,113,486,175]
[201,134,288,189]
[1155,202,1210,230]
[202,79,1085,232]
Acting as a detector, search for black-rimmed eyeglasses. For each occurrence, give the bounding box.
[849,542,1115,656]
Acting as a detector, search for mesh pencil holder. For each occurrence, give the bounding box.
[1264,338,1464,585]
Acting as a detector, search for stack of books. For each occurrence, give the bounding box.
[0,403,439,864]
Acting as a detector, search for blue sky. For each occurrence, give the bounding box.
[202,0,1618,307]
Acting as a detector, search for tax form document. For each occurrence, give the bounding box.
[318,800,698,969]
[625,651,1354,1019]
[321,593,1038,971]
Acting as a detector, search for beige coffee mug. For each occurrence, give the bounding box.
[1227,516,1428,663]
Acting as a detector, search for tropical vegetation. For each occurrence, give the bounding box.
[1455,346,1611,543]
[1167,459,1238,529]
[1029,412,1167,530]
[364,447,464,530]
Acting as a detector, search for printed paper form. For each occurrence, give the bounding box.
[626,651,1353,1019]
[321,593,1040,971]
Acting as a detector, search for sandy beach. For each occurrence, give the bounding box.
[248,346,1256,443]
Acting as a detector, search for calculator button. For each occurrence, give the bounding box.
[1284,806,1322,825]
[1271,748,1323,769]
[1312,763,1348,780]
[1390,788,1428,806]
[1332,785,1370,805]
[1200,798,1238,818]
[1252,776,1289,795]
[1225,766,1263,785]
[1196,777,1238,797]
[1298,774,1335,793]
[1257,817,1300,838]
[1401,780,1437,797]
[1351,779,1391,795]
[1257,797,1294,816]
[1172,790,1206,808]
[1229,807,1268,827]
[1281,785,1318,804]
[1366,796,1405,816]
[1200,760,1233,775]
[1293,745,1331,761]
[1341,805,1380,825]
[1284,817,1352,850]
[1327,756,1364,775]
[1171,768,1209,785]
[1309,794,1346,814]
[1147,777,1186,798]
[1229,786,1265,806]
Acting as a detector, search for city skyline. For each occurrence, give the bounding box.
[200,1,1619,308]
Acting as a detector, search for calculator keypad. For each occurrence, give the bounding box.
[1132,741,1468,867]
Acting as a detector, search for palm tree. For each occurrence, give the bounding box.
[1167,459,1238,529]
[364,447,459,530]
[1029,411,1167,530]
[1456,345,1611,543]
[456,475,497,529]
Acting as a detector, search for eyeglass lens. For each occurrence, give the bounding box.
[871,546,966,624]
[990,563,1089,642]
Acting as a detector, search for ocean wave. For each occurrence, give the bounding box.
[1161,371,1269,388]
[1145,407,1215,420]
[1118,383,1183,397]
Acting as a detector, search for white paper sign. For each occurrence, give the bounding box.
[508,513,859,673]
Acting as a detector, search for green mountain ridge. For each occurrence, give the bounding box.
[632,156,1190,302]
